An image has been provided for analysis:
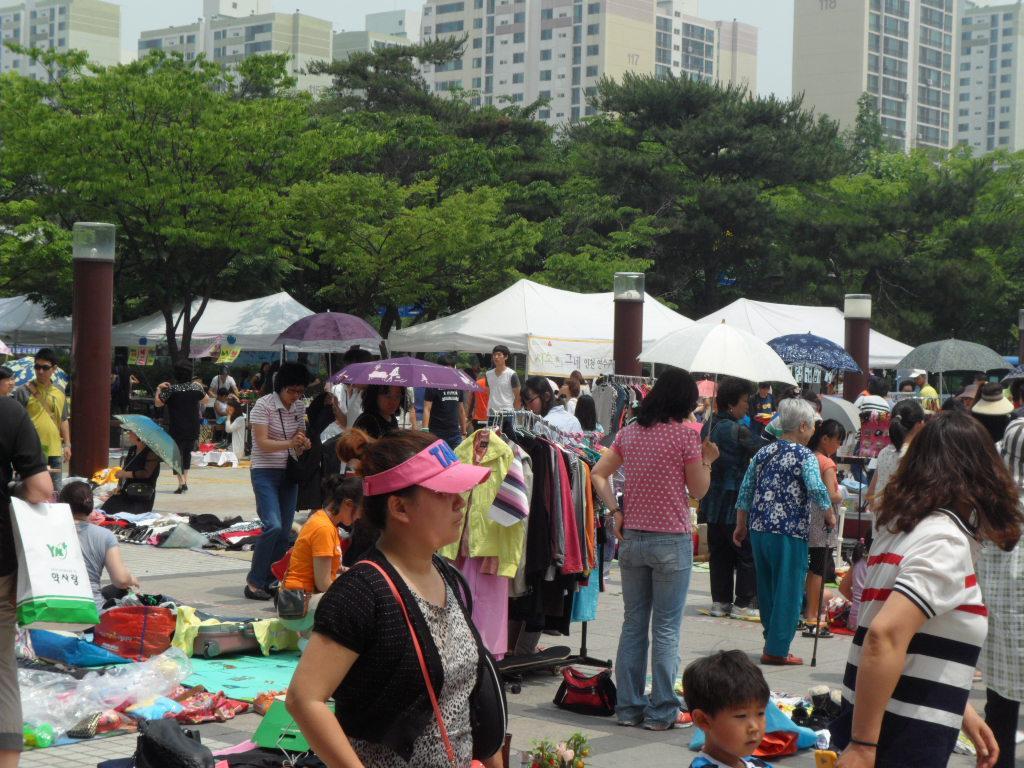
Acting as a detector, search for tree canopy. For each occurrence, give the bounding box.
[2,43,1023,356]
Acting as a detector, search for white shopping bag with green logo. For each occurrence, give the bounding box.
[11,498,100,630]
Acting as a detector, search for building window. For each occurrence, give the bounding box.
[586,65,598,76]
[588,2,600,12]
[139,39,162,50]
[214,30,226,40]
[1001,89,1012,97]
[540,69,552,81]
[472,56,482,67]
[186,34,196,43]
[244,40,272,54]
[512,31,525,43]
[541,29,552,40]
[473,18,483,28]
[1001,73,1011,83]
[540,48,552,60]
[512,52,523,62]
[539,109,551,119]
[513,11,525,22]
[423,25,433,35]
[512,72,524,83]
[472,37,482,48]
[541,8,553,19]
[587,23,599,35]
[999,136,1009,144]
[436,58,463,71]
[472,76,482,87]
[959,76,970,86]
[436,20,464,33]
[512,92,524,102]
[436,1,465,13]
[586,44,598,56]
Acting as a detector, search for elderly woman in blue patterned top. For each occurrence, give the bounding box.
[733,398,839,666]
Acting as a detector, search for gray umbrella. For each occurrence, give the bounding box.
[895,339,1010,374]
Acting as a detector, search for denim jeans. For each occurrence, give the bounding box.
[614,530,693,726]
[248,468,298,590]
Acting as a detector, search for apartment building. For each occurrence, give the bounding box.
[420,0,758,124]
[334,10,421,61]
[793,0,960,151]
[138,0,332,93]
[655,0,757,91]
[957,1,1024,153]
[0,0,119,79]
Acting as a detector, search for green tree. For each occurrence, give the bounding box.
[0,47,346,362]
[569,73,849,314]
[843,92,887,171]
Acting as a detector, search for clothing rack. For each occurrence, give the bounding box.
[596,374,655,386]
[488,408,612,680]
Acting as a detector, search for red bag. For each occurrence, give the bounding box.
[552,666,616,716]
[270,548,292,582]
[93,606,176,660]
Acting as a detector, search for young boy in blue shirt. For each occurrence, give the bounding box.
[684,651,772,768]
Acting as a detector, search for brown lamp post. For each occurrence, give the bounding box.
[613,272,644,376]
[69,222,115,478]
[843,293,871,403]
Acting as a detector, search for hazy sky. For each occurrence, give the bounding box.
[118,0,795,97]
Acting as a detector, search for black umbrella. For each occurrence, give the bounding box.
[895,339,1010,374]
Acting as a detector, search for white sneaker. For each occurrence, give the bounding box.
[709,602,732,617]
[731,605,760,620]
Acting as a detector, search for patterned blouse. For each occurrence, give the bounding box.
[736,439,831,539]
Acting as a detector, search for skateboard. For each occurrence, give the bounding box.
[497,646,573,693]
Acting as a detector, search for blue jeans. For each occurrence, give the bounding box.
[248,468,298,590]
[614,530,693,726]
[430,430,463,451]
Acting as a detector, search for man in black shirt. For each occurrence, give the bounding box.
[423,356,469,450]
[155,365,205,493]
[1,397,52,765]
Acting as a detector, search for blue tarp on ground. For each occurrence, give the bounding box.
[183,651,301,701]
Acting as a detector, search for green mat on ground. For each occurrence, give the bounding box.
[184,651,301,701]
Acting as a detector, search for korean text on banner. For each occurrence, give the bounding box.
[11,498,100,630]
[527,335,615,378]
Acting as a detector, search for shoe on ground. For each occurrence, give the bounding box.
[709,602,733,617]
[760,652,804,666]
[617,716,643,727]
[642,719,675,731]
[244,584,273,601]
[730,605,759,620]
[173,486,185,494]
[182,484,188,492]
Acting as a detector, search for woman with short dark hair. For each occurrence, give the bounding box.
[831,411,1022,768]
[591,367,719,729]
[700,377,759,620]
[245,362,312,600]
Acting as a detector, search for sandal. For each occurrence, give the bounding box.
[761,653,804,666]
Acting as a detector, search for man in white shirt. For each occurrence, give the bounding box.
[485,345,521,415]
[209,367,239,398]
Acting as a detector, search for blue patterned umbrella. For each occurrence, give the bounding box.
[5,356,70,388]
[767,333,862,374]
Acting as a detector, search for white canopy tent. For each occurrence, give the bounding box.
[386,279,694,354]
[110,292,314,351]
[698,298,913,369]
[0,295,72,347]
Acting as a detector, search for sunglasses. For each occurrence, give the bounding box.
[34,364,53,371]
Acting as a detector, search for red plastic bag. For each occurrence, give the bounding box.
[93,606,176,660]
[753,730,799,758]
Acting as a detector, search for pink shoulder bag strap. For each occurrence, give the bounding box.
[357,560,459,767]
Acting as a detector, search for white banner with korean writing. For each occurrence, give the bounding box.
[526,335,615,378]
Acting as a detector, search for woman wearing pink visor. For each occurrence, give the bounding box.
[287,431,505,768]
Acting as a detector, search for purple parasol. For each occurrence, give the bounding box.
[331,357,480,391]
[273,312,381,352]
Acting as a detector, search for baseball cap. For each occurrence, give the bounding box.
[362,439,490,497]
[909,369,928,378]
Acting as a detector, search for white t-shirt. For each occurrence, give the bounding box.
[210,374,237,393]
[485,368,520,413]
[544,405,582,433]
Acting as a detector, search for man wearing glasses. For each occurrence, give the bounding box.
[13,348,70,485]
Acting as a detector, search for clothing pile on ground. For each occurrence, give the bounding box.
[92,511,256,549]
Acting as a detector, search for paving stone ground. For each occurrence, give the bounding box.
[19,463,1017,767]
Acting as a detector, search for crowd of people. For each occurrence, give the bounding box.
[3,342,1024,768]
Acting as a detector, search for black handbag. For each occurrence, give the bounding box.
[553,666,617,716]
[280,412,318,484]
[440,560,508,760]
[134,718,214,768]
[276,587,311,619]
[123,482,155,501]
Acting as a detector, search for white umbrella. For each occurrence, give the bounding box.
[0,338,9,356]
[821,395,861,434]
[639,322,797,385]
